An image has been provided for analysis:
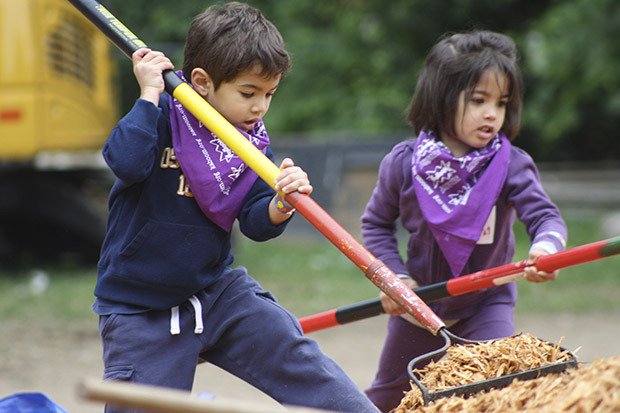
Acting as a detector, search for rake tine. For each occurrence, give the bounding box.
[407,329,578,405]
[407,328,452,405]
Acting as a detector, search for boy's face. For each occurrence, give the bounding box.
[441,69,509,157]
[193,65,281,132]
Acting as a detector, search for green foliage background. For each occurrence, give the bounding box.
[106,0,620,162]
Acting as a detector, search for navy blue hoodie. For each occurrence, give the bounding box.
[95,97,288,310]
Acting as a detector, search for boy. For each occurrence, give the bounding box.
[95,3,379,412]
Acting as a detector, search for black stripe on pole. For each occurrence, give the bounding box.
[334,281,450,326]
[335,298,384,324]
[163,71,184,94]
[69,0,184,94]
[414,282,450,303]
[68,0,145,56]
[601,236,620,256]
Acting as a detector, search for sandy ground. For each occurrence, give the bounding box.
[1,312,618,412]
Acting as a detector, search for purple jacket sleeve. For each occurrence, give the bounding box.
[361,143,410,275]
[506,147,567,253]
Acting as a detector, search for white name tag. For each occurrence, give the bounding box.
[477,206,496,245]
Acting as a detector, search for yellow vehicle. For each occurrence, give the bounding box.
[0,0,117,263]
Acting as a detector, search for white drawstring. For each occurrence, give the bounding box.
[170,306,181,335]
[169,295,203,335]
[188,295,204,334]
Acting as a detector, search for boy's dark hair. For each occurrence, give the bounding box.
[407,30,522,141]
[182,2,291,88]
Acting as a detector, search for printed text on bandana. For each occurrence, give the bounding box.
[175,103,240,197]
[413,144,479,214]
[411,130,508,276]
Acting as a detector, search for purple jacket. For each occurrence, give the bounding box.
[361,140,567,320]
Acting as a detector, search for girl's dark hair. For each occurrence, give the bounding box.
[182,2,291,88]
[407,30,523,140]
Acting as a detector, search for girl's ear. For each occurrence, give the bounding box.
[190,68,212,97]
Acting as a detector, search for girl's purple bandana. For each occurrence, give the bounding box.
[412,130,510,276]
[168,75,269,232]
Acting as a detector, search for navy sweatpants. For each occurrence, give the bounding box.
[99,266,379,413]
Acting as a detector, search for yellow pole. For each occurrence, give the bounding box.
[174,83,281,189]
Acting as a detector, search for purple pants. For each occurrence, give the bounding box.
[365,299,515,412]
[99,267,379,413]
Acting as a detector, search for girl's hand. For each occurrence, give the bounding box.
[524,248,559,282]
[274,158,313,195]
[132,48,174,105]
[380,277,419,315]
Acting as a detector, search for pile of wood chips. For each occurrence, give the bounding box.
[395,333,585,412]
[395,356,620,412]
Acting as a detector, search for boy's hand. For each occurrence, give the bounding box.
[132,48,174,105]
[274,158,313,195]
[524,248,559,282]
[268,158,312,224]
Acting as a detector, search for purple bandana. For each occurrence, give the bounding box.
[169,75,269,232]
[412,130,510,276]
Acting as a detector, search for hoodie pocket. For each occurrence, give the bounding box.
[117,220,228,289]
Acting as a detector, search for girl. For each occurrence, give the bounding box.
[360,30,567,412]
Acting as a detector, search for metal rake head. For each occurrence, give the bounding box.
[407,329,578,405]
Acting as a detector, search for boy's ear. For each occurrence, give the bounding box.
[190,68,212,96]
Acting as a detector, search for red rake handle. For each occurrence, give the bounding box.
[287,192,445,334]
[299,236,620,333]
[68,0,445,335]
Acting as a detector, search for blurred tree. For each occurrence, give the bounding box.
[102,0,619,161]
[519,0,620,161]
[255,0,554,136]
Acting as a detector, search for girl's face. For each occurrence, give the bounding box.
[441,69,510,157]
[192,65,281,132]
